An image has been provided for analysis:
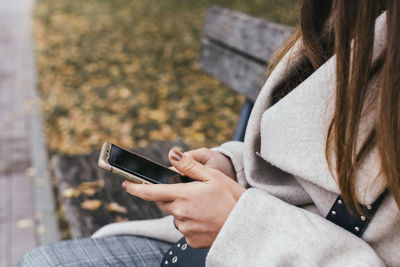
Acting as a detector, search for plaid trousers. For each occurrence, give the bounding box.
[18,235,173,267]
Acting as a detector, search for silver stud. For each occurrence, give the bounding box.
[331,211,336,215]
[169,251,173,255]
[338,200,343,204]
[177,243,181,248]
[360,216,366,221]
[354,227,360,232]
[172,256,178,263]
[164,260,169,265]
[181,243,188,250]
[367,205,372,210]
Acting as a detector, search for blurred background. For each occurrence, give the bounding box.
[0,1,300,264]
[34,0,299,156]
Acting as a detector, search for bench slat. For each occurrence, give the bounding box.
[203,6,294,63]
[199,6,294,102]
[199,38,267,102]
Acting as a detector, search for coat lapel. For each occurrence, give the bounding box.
[244,12,388,205]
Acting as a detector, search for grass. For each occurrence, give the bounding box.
[34,0,299,155]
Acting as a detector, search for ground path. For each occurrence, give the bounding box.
[0,0,59,265]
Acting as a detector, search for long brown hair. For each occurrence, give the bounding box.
[268,0,400,212]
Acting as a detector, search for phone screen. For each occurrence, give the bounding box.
[108,144,192,184]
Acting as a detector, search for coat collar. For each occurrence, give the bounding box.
[244,12,387,205]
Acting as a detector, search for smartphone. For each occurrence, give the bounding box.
[98,141,192,184]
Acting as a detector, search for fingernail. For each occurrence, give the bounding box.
[170,149,183,162]
[121,181,127,190]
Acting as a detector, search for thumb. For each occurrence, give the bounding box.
[169,149,212,182]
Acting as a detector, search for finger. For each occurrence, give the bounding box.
[156,200,174,215]
[122,181,181,202]
[183,148,211,165]
[156,200,188,220]
[168,166,184,175]
[169,149,213,182]
[173,217,184,232]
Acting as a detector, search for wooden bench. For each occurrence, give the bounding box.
[199,6,293,140]
[52,6,293,239]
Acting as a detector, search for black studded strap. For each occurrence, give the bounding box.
[325,189,388,237]
[161,237,209,267]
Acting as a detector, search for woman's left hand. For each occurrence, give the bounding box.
[122,149,246,248]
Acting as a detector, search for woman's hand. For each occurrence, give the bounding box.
[122,149,245,248]
[183,148,236,180]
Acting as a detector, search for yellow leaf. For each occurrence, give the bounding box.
[115,216,129,222]
[81,188,96,196]
[17,219,33,229]
[119,88,131,98]
[80,199,102,210]
[77,180,104,192]
[37,225,46,235]
[25,167,37,177]
[62,188,80,198]
[106,202,128,214]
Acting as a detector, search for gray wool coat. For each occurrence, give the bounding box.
[93,12,400,266]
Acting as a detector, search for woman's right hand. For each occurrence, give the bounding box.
[182,148,236,180]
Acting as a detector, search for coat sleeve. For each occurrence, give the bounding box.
[212,141,248,187]
[91,215,183,243]
[206,188,384,267]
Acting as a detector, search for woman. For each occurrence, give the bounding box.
[20,0,400,266]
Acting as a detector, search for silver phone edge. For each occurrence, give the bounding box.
[98,141,153,184]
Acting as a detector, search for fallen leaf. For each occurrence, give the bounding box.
[115,216,129,222]
[77,180,103,191]
[17,219,33,229]
[62,188,80,198]
[78,181,98,189]
[62,181,103,199]
[37,225,46,235]
[81,188,96,196]
[106,202,128,214]
[25,167,37,177]
[80,199,102,210]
